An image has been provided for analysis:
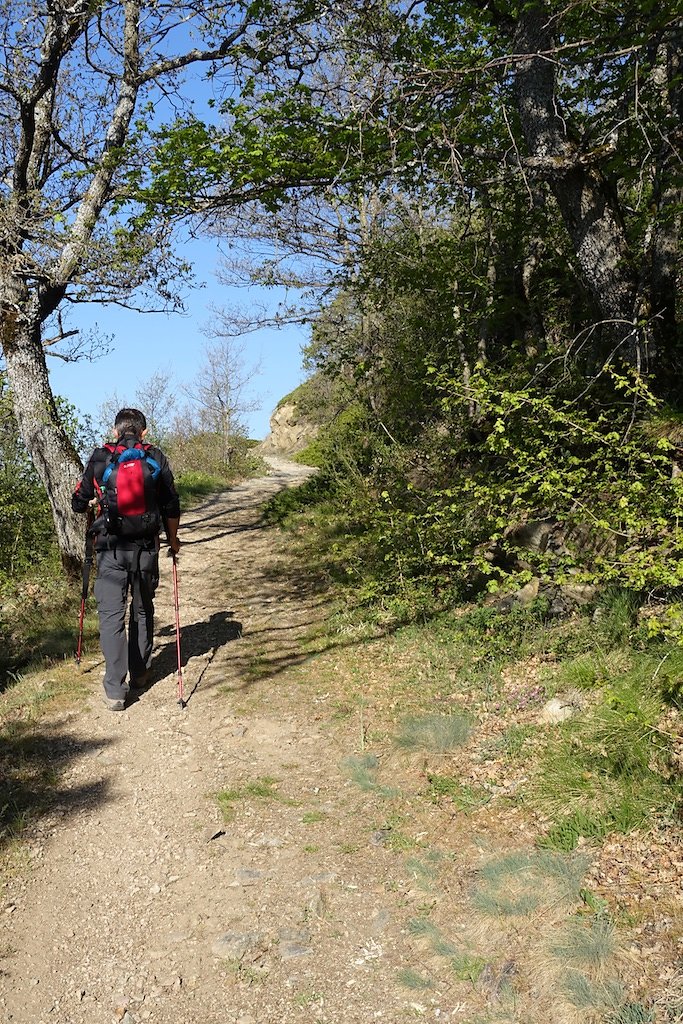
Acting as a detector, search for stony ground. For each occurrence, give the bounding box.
[1,457,681,1024]
[0,458,446,1024]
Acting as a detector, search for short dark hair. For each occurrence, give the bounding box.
[114,408,147,437]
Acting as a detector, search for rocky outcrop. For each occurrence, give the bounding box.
[260,400,319,456]
[481,519,602,615]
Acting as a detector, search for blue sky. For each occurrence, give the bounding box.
[47,50,310,444]
[48,232,308,442]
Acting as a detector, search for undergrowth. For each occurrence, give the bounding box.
[533,650,683,850]
[0,570,96,687]
[175,470,230,504]
[0,666,92,855]
[290,561,683,852]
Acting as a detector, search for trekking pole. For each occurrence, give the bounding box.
[75,512,94,666]
[172,551,185,707]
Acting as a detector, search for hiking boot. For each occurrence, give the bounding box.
[129,671,150,693]
[102,695,125,712]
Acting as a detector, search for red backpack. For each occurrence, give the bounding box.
[97,439,162,540]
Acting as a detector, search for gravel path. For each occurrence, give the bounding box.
[0,458,430,1024]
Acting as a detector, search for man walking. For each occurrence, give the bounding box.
[72,408,180,710]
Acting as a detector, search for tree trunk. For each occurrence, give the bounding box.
[1,284,84,577]
[645,36,683,383]
[512,5,639,361]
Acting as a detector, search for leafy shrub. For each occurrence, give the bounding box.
[293,439,326,467]
[166,431,262,481]
[262,472,336,526]
[280,345,683,619]
[0,570,90,685]
[0,474,53,585]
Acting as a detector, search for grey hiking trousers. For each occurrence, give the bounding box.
[94,546,159,700]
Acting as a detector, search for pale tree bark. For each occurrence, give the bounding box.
[1,1,142,572]
[2,304,83,574]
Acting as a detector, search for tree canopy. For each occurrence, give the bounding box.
[146,0,681,601]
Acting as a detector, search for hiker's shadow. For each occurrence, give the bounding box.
[149,610,242,683]
[180,521,263,546]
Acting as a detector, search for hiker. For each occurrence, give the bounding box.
[72,408,180,711]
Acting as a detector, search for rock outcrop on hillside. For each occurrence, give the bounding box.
[260,399,319,455]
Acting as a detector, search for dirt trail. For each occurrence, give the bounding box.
[0,458,440,1024]
[3,459,679,1023]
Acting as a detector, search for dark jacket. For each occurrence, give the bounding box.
[72,434,180,549]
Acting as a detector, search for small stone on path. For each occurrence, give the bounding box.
[204,826,226,842]
[230,868,265,886]
[278,927,313,960]
[212,932,262,960]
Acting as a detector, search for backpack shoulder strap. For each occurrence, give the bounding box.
[143,445,162,481]
[102,443,128,486]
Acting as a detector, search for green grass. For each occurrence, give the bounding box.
[397,968,434,990]
[407,918,458,955]
[579,887,611,917]
[308,575,683,864]
[302,811,327,824]
[338,841,360,854]
[539,799,657,852]
[215,776,282,818]
[607,1004,656,1024]
[532,660,682,849]
[552,916,616,972]
[293,991,323,1008]
[395,713,472,753]
[472,849,589,917]
[175,470,230,505]
[222,959,268,986]
[553,650,612,690]
[451,953,488,983]
[340,753,399,796]
[404,856,439,889]
[425,774,490,812]
[479,724,537,761]
[386,831,419,852]
[374,812,422,852]
[563,972,625,1011]
[406,918,487,981]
